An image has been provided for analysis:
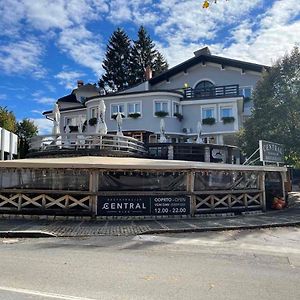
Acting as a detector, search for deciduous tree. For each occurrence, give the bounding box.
[238,46,300,165]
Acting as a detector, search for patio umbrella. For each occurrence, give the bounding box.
[116,112,123,136]
[196,121,203,144]
[159,118,167,143]
[52,103,60,135]
[96,100,108,135]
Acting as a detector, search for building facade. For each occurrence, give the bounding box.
[43,47,267,146]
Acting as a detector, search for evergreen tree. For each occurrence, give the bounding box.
[238,46,300,166]
[153,52,169,77]
[130,26,157,83]
[99,28,132,92]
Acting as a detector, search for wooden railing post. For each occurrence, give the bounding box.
[187,171,195,217]
[89,170,99,217]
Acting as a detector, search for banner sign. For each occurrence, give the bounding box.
[259,140,284,163]
[98,195,190,216]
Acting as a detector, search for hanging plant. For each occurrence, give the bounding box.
[111,113,125,119]
[202,117,216,125]
[222,116,235,124]
[174,112,183,121]
[88,117,97,126]
[128,112,141,119]
[155,111,169,118]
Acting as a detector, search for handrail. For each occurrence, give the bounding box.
[29,133,147,155]
[182,84,240,99]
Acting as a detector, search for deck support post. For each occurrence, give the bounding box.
[260,172,266,212]
[187,171,195,217]
[89,170,99,218]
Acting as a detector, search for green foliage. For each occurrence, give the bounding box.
[88,117,98,126]
[16,119,38,158]
[98,28,132,92]
[128,112,141,119]
[111,113,125,119]
[0,106,17,132]
[239,46,300,165]
[153,52,169,77]
[99,26,168,92]
[202,117,216,125]
[155,111,169,118]
[174,112,183,121]
[222,116,235,124]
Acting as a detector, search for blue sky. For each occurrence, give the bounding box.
[0,0,299,134]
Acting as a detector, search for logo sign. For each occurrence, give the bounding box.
[98,196,151,216]
[259,140,284,163]
[98,195,190,216]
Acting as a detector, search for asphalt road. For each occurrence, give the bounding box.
[0,227,299,300]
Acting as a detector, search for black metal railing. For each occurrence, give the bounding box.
[182,84,239,99]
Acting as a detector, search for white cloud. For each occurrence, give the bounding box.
[35,97,57,105]
[55,70,86,90]
[58,26,104,75]
[0,38,46,77]
[30,118,52,135]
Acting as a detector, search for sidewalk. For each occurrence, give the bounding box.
[0,193,299,237]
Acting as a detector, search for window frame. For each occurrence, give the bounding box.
[201,105,216,120]
[153,100,170,117]
[219,105,234,121]
[110,102,126,119]
[127,101,142,117]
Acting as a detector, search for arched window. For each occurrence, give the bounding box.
[194,80,214,98]
[195,80,214,90]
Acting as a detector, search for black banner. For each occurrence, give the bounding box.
[98,195,190,216]
[151,196,190,215]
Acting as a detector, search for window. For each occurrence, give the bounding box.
[220,107,233,118]
[111,103,125,117]
[195,80,214,91]
[128,102,141,114]
[202,107,214,119]
[90,107,98,118]
[173,102,180,115]
[239,87,252,98]
[154,101,169,113]
[65,117,76,126]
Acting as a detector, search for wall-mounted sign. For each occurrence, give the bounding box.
[98,195,190,216]
[259,140,284,164]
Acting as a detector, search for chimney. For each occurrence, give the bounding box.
[77,80,84,88]
[145,66,153,81]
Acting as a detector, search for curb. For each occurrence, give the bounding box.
[140,221,300,235]
[0,231,56,238]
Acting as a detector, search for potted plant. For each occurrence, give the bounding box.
[202,117,216,125]
[128,112,141,119]
[155,111,168,118]
[174,112,183,121]
[111,113,125,119]
[88,117,97,126]
[222,116,235,124]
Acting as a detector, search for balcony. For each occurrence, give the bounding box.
[182,84,240,100]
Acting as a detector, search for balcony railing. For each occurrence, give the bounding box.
[29,133,147,156]
[182,84,240,100]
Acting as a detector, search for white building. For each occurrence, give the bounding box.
[43,47,266,145]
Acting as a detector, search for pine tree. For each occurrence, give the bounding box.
[130,26,157,84]
[153,52,168,77]
[98,28,132,92]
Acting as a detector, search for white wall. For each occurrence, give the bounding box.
[0,127,18,160]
